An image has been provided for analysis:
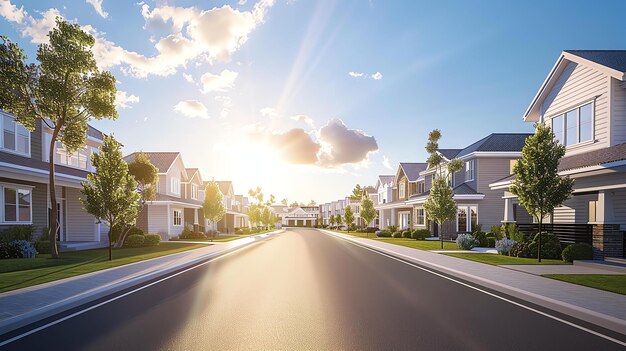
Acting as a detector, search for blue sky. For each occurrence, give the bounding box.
[2,0,626,203]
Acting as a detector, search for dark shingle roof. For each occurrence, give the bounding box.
[399,163,427,182]
[124,152,179,173]
[408,190,429,199]
[155,193,202,205]
[456,133,532,158]
[565,50,626,72]
[438,149,461,160]
[453,183,482,195]
[558,142,626,172]
[87,125,104,140]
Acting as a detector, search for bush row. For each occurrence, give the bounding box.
[124,234,161,248]
[375,229,431,240]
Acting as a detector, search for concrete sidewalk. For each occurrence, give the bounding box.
[321,230,626,335]
[0,230,283,336]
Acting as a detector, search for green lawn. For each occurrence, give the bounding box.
[172,230,275,243]
[327,230,458,250]
[544,274,626,295]
[0,242,205,293]
[446,253,570,265]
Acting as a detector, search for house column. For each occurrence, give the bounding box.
[193,208,199,232]
[391,208,397,226]
[596,190,615,223]
[502,197,515,223]
[592,190,622,259]
[379,210,385,229]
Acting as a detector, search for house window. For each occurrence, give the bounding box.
[56,143,89,169]
[173,210,182,226]
[417,182,425,194]
[465,160,475,182]
[191,184,199,200]
[399,182,406,199]
[414,207,425,226]
[170,178,180,194]
[588,200,597,222]
[2,114,30,155]
[457,205,478,232]
[550,102,593,146]
[2,186,31,223]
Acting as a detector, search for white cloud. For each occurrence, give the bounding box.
[215,95,232,118]
[115,90,140,108]
[317,118,378,167]
[174,100,209,118]
[371,71,383,80]
[382,155,392,170]
[183,73,194,83]
[348,70,383,81]
[200,69,238,93]
[291,114,314,127]
[348,71,364,78]
[86,0,108,18]
[1,0,275,78]
[260,107,279,119]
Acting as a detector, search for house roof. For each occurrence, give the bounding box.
[438,149,461,160]
[565,50,626,73]
[399,163,428,182]
[558,142,626,172]
[87,125,104,140]
[155,193,202,206]
[455,133,532,158]
[216,181,233,195]
[452,183,482,195]
[378,175,395,184]
[124,152,180,173]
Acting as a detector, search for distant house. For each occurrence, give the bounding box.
[375,163,427,230]
[211,181,249,233]
[490,50,626,258]
[0,112,109,250]
[274,204,318,227]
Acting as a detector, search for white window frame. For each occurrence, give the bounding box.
[170,178,180,195]
[191,184,199,200]
[173,209,182,226]
[399,182,406,199]
[456,205,478,232]
[465,160,475,182]
[55,142,90,170]
[548,100,595,148]
[1,113,31,156]
[0,183,34,224]
[414,207,425,226]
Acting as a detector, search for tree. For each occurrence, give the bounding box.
[510,124,574,262]
[81,135,139,260]
[248,186,264,203]
[307,200,317,206]
[1,20,117,257]
[247,203,262,228]
[262,206,274,229]
[344,205,355,231]
[266,194,276,206]
[336,214,343,229]
[422,129,464,249]
[281,198,288,206]
[329,214,336,228]
[203,180,226,237]
[360,196,377,234]
[350,184,365,200]
[290,201,300,207]
[127,151,157,206]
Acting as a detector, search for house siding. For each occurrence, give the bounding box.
[64,187,96,241]
[476,158,516,229]
[553,193,596,224]
[542,61,610,156]
[610,78,626,145]
[614,189,626,223]
[146,204,169,238]
[0,177,48,240]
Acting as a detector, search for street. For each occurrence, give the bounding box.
[1,228,624,350]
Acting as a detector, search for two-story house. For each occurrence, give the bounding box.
[0,112,109,250]
[490,50,626,259]
[124,152,206,239]
[376,163,427,230]
[212,181,249,233]
[408,133,531,239]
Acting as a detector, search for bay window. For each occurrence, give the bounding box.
[1,185,32,223]
[550,102,593,146]
[2,114,30,155]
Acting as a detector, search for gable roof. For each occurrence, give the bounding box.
[215,181,233,195]
[399,163,428,182]
[378,175,395,184]
[452,183,481,195]
[438,149,461,160]
[524,50,626,122]
[124,152,180,173]
[558,142,626,172]
[455,133,531,158]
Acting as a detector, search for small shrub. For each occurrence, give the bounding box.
[392,231,403,238]
[495,238,516,255]
[127,226,144,237]
[511,239,532,258]
[503,223,524,242]
[529,232,562,260]
[0,240,37,259]
[387,225,398,233]
[35,240,51,253]
[490,225,504,240]
[348,223,357,232]
[0,225,34,242]
[456,233,478,250]
[143,234,161,247]
[485,236,496,248]
[179,227,207,240]
[561,242,593,262]
[411,229,430,240]
[125,234,145,248]
[402,230,412,239]
[376,230,392,238]
[473,231,487,247]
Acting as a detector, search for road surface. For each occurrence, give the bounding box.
[1,228,624,350]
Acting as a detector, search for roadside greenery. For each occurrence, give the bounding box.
[203,180,226,234]
[545,274,626,295]
[127,151,158,206]
[447,253,569,266]
[344,206,355,231]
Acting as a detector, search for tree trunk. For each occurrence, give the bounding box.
[440,221,444,249]
[108,229,112,261]
[537,215,543,263]
[48,124,62,258]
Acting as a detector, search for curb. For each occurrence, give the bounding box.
[0,230,283,337]
[320,229,626,336]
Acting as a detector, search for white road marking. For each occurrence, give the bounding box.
[323,230,626,347]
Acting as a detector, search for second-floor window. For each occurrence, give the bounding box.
[191,184,198,200]
[399,182,406,198]
[2,115,30,155]
[417,182,425,194]
[56,143,89,169]
[465,160,475,182]
[551,102,593,147]
[171,178,180,194]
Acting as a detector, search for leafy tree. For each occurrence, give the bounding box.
[0,20,117,257]
[290,201,300,207]
[344,205,355,231]
[127,151,157,206]
[336,214,343,229]
[248,186,264,203]
[266,194,276,206]
[329,214,336,228]
[350,184,365,200]
[308,200,317,206]
[510,124,573,262]
[423,129,464,249]
[281,198,288,206]
[247,203,263,228]
[261,206,275,229]
[360,196,377,234]
[203,180,226,236]
[81,135,139,260]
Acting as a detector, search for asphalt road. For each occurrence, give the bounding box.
[1,228,624,350]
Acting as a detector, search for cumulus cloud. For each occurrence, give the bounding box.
[348,71,364,78]
[348,70,383,81]
[182,73,194,83]
[317,119,378,167]
[115,91,140,108]
[371,71,383,80]
[291,114,314,127]
[249,127,320,164]
[86,0,108,18]
[0,0,275,78]
[260,107,279,119]
[174,100,209,118]
[200,69,238,93]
